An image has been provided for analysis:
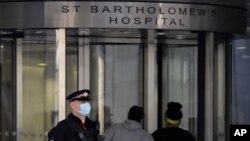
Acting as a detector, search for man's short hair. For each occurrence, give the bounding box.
[128,105,144,122]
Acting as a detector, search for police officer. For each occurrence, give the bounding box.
[48,89,99,141]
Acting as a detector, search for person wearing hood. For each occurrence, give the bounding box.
[103,105,154,141]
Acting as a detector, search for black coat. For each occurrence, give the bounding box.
[48,113,98,141]
[152,127,196,141]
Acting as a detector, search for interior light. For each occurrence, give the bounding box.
[236,46,247,50]
[37,63,47,67]
[1,31,12,35]
[242,55,250,59]
[35,31,44,34]
[176,34,186,39]
[157,32,167,35]
[79,29,89,35]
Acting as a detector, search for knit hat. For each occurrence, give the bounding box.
[165,102,183,125]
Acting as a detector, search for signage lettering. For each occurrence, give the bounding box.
[62,5,81,13]
[89,5,217,17]
[108,17,184,26]
[0,1,244,33]
[59,3,221,28]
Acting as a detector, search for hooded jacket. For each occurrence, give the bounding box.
[103,119,154,141]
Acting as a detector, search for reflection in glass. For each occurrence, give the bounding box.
[65,28,144,133]
[90,44,143,130]
[232,37,250,125]
[22,30,57,141]
[213,34,227,141]
[65,32,78,115]
[0,38,15,141]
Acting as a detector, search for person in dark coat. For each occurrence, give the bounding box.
[48,89,99,141]
[152,102,196,141]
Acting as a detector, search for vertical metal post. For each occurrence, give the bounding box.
[16,38,23,141]
[56,29,66,121]
[97,46,105,135]
[78,29,90,89]
[225,36,232,141]
[214,39,226,141]
[144,30,158,133]
[91,45,105,135]
[205,32,214,141]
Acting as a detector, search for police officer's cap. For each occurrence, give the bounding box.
[66,89,91,102]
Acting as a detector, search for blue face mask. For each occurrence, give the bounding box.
[79,102,91,116]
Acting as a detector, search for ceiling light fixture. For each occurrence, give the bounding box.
[176,34,186,39]
[236,46,247,50]
[37,63,47,67]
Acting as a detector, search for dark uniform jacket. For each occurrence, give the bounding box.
[48,113,98,141]
[152,127,196,141]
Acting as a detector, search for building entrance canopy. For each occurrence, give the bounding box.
[0,1,247,34]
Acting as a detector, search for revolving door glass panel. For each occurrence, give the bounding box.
[160,31,198,139]
[0,37,15,141]
[65,29,144,132]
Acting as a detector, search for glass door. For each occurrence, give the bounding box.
[158,31,198,139]
[0,36,16,141]
[65,29,144,134]
[157,32,230,141]
[0,29,231,141]
[65,29,230,141]
[10,29,65,141]
[20,30,58,141]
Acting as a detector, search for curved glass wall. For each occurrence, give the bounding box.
[0,29,233,141]
[232,36,250,124]
[65,29,144,132]
[160,31,198,139]
[213,34,229,141]
[0,37,15,141]
[21,30,57,141]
